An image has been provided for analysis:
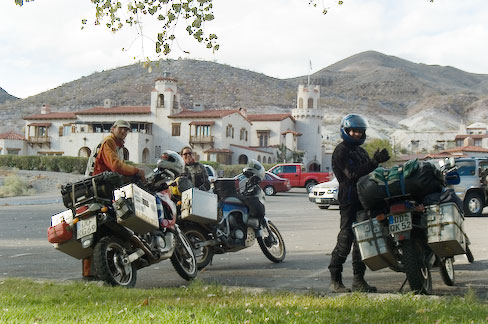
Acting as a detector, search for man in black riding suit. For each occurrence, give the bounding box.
[328,114,390,293]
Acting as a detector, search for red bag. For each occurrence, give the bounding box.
[47,221,73,243]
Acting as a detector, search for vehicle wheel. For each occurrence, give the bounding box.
[93,236,137,288]
[183,225,214,270]
[318,205,330,209]
[464,192,483,216]
[401,239,432,294]
[170,229,198,280]
[257,220,286,263]
[466,245,474,263]
[438,256,455,286]
[263,185,276,196]
[305,181,317,193]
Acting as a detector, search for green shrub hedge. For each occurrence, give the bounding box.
[0,155,88,174]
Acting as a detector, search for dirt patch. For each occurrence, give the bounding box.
[0,168,85,197]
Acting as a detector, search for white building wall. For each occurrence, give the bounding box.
[391,130,458,153]
[0,139,25,155]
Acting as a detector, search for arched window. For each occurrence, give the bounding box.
[78,147,91,158]
[308,98,314,109]
[268,156,272,164]
[142,148,150,164]
[257,155,261,162]
[298,98,303,109]
[123,148,129,161]
[158,94,164,107]
[238,154,248,164]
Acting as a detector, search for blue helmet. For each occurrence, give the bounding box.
[340,114,368,145]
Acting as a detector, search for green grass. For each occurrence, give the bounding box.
[0,278,487,323]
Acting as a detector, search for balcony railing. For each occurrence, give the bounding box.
[28,136,51,144]
[190,135,214,144]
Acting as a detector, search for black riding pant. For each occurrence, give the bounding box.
[328,203,366,279]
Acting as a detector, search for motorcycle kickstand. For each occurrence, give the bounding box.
[399,277,408,293]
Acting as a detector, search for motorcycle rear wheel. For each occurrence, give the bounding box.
[93,236,137,288]
[183,225,214,270]
[170,229,198,280]
[257,220,286,263]
[439,256,455,286]
[402,239,432,294]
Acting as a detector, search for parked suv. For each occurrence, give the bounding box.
[451,157,488,216]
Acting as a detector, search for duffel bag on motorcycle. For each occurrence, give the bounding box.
[61,172,127,208]
[357,159,444,211]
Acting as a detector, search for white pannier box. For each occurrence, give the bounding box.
[426,202,466,257]
[181,188,218,224]
[113,184,159,234]
[352,218,395,271]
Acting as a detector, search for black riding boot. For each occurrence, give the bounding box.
[351,274,377,292]
[329,272,351,293]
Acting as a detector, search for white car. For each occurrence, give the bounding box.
[308,177,339,209]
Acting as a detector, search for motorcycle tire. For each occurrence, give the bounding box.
[438,256,455,286]
[402,239,433,295]
[183,225,214,270]
[93,236,137,288]
[257,220,286,263]
[170,229,198,281]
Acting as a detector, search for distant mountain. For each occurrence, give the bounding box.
[1,51,488,137]
[0,87,18,104]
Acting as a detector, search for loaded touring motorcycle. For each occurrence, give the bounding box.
[175,160,286,270]
[47,163,198,288]
[353,158,473,294]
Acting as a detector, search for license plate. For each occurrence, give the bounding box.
[77,216,97,239]
[315,198,321,203]
[388,213,412,234]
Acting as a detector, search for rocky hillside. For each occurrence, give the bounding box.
[0,87,18,105]
[1,51,488,137]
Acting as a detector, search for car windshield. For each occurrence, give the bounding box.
[456,160,476,176]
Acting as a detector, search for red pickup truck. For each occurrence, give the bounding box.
[268,163,331,193]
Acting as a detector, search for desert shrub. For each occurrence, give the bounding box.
[0,174,35,197]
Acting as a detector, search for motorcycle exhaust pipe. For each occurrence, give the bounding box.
[130,235,157,262]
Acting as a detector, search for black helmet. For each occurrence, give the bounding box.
[340,114,368,145]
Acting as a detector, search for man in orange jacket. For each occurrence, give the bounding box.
[83,119,145,279]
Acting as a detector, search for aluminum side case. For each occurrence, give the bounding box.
[113,184,159,234]
[353,218,395,271]
[426,202,466,257]
[181,188,218,224]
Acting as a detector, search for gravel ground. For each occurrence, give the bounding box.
[0,168,85,197]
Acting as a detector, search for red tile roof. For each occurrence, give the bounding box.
[281,129,302,136]
[76,106,151,115]
[455,134,488,139]
[189,121,215,126]
[0,131,25,140]
[23,112,77,120]
[169,109,240,119]
[440,145,488,153]
[27,122,52,127]
[247,113,294,122]
[203,148,233,153]
[230,144,271,154]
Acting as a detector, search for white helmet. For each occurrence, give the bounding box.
[157,150,185,177]
[242,159,265,181]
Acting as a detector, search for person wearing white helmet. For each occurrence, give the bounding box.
[328,114,390,293]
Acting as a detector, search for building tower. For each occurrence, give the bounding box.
[291,83,323,171]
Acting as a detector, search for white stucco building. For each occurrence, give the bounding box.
[20,75,328,170]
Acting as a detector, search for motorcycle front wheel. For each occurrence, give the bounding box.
[183,225,214,270]
[257,220,286,263]
[170,228,198,280]
[438,256,455,286]
[402,239,432,294]
[93,236,137,288]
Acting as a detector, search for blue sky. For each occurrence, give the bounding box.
[1,0,488,98]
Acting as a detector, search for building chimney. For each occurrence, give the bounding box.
[104,99,114,108]
[40,104,51,114]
